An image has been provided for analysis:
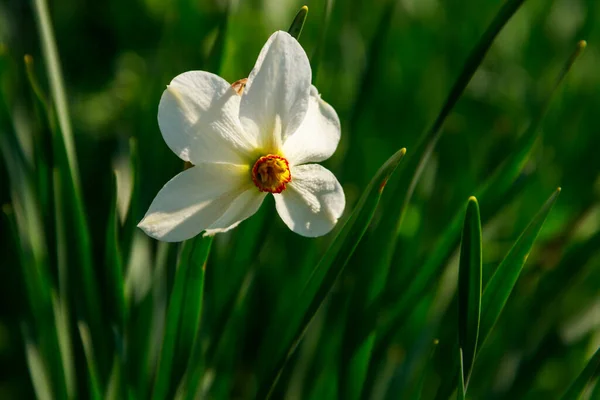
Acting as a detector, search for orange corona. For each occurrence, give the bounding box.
[252,155,292,193]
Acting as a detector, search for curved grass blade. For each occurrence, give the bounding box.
[458,197,482,388]
[365,39,586,387]
[346,1,528,396]
[255,148,407,399]
[560,346,600,400]
[287,6,308,40]
[152,236,212,400]
[479,188,561,348]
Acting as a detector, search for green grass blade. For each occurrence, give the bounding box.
[457,197,482,388]
[255,147,407,399]
[310,0,333,81]
[368,38,586,380]
[287,6,308,40]
[388,0,526,237]
[560,346,600,400]
[31,0,80,187]
[152,236,212,400]
[172,237,212,390]
[106,172,126,330]
[78,322,102,400]
[25,50,110,381]
[457,348,465,400]
[24,333,53,400]
[479,188,561,348]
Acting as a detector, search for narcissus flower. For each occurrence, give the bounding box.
[138,31,345,241]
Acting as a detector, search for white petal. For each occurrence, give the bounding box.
[282,86,341,165]
[158,71,257,165]
[138,163,255,242]
[274,164,345,237]
[204,189,267,236]
[240,31,311,152]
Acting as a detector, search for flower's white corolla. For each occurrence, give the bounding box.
[139,31,345,241]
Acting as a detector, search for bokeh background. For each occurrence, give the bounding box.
[1,0,599,398]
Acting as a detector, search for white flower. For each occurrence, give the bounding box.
[138,31,345,242]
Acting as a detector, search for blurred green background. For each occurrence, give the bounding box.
[1,0,599,398]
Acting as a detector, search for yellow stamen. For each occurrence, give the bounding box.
[252,155,291,193]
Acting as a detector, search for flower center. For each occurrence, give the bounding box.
[252,155,291,193]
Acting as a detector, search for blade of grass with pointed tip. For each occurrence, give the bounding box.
[560,346,600,400]
[343,2,527,396]
[479,188,561,348]
[364,38,585,383]
[458,197,482,388]
[78,322,102,400]
[255,147,407,399]
[288,6,308,40]
[106,172,126,330]
[433,188,562,400]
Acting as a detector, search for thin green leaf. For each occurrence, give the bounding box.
[310,0,333,81]
[78,322,102,400]
[255,147,407,399]
[560,346,600,400]
[31,0,80,187]
[479,188,561,348]
[24,334,53,400]
[287,6,308,40]
[365,39,586,391]
[106,171,126,330]
[458,197,482,387]
[152,236,212,400]
[347,1,528,396]
[172,237,212,389]
[458,348,465,400]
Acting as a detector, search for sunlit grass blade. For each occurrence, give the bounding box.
[479,188,561,348]
[152,236,212,400]
[457,197,482,388]
[31,0,80,187]
[78,322,102,400]
[387,0,526,238]
[25,52,110,379]
[24,333,53,400]
[457,348,466,400]
[310,0,333,81]
[106,172,126,330]
[52,294,76,398]
[172,237,212,389]
[1,135,68,399]
[287,5,308,40]
[255,147,407,399]
[366,38,586,388]
[122,138,141,265]
[346,1,526,396]
[560,346,600,400]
